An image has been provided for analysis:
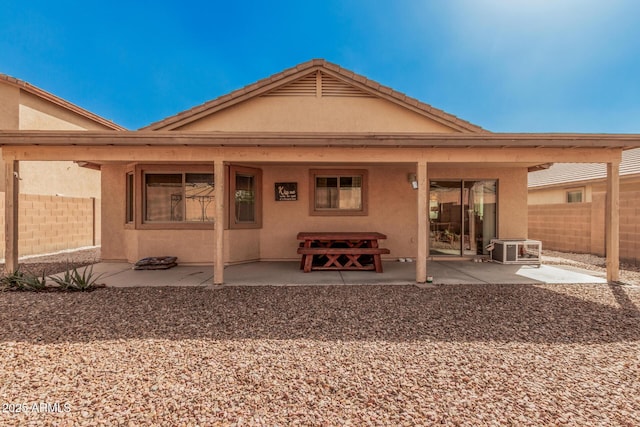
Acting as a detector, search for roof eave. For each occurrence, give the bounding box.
[1,131,639,149]
[0,74,126,131]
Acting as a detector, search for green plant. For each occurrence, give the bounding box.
[50,264,103,291]
[0,268,49,292]
[17,270,49,291]
[0,268,27,291]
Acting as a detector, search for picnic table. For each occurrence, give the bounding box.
[297,231,390,273]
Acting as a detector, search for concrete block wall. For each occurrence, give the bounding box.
[620,190,640,266]
[528,203,592,253]
[0,193,99,258]
[528,190,640,266]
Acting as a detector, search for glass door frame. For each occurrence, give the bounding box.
[429,179,498,257]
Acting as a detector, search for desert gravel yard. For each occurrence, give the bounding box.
[1,283,639,426]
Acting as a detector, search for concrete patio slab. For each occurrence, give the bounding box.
[91,263,214,287]
[90,259,609,287]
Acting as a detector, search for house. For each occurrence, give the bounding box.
[0,74,125,258]
[1,59,636,283]
[528,148,640,265]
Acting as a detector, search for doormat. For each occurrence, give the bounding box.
[133,256,178,270]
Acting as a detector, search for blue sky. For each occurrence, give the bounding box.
[1,0,639,132]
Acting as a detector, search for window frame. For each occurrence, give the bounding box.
[309,169,368,216]
[125,171,134,224]
[134,164,216,230]
[566,188,584,203]
[228,165,263,229]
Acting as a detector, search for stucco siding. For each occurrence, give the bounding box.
[18,91,115,131]
[18,161,101,198]
[100,162,530,264]
[177,96,459,133]
[101,164,127,261]
[0,84,19,128]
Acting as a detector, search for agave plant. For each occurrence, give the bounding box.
[17,270,49,291]
[0,268,49,291]
[50,264,104,291]
[0,268,27,291]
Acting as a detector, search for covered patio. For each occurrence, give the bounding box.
[0,131,634,285]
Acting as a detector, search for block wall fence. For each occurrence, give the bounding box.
[0,193,100,259]
[528,190,640,266]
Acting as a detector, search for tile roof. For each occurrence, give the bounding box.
[528,147,640,188]
[0,73,126,130]
[142,59,487,133]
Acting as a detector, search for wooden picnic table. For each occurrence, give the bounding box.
[296,231,390,273]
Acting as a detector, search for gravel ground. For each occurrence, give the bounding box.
[1,281,639,426]
[1,247,101,278]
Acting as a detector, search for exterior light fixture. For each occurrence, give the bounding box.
[407,173,418,189]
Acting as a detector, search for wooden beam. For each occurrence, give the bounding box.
[605,160,620,282]
[213,160,225,285]
[4,161,19,272]
[416,162,428,283]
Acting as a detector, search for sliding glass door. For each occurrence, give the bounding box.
[429,180,497,256]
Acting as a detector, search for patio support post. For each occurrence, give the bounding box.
[214,160,225,284]
[4,160,19,273]
[416,161,428,283]
[605,159,620,282]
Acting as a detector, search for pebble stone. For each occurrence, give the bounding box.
[0,248,638,425]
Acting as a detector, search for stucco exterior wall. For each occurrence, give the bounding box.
[528,185,593,205]
[101,165,127,261]
[177,96,458,133]
[260,165,419,261]
[18,91,113,131]
[101,162,529,264]
[0,84,19,128]
[18,161,102,198]
[0,83,105,197]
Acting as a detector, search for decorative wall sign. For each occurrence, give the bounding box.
[275,182,297,201]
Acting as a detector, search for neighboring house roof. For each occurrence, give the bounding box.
[528,147,640,188]
[0,73,126,130]
[142,58,487,133]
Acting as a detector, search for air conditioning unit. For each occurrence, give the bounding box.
[487,239,541,265]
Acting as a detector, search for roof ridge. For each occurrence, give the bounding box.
[142,59,487,132]
[0,73,126,130]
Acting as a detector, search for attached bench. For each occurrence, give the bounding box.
[297,247,390,273]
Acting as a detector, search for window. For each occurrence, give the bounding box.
[566,189,583,203]
[126,172,134,223]
[310,169,368,215]
[144,172,214,222]
[229,165,262,229]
